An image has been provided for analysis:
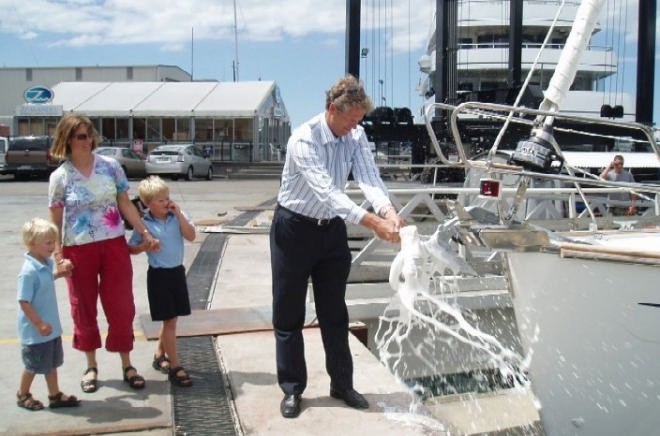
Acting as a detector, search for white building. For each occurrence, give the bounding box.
[0,65,290,162]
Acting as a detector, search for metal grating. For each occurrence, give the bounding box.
[173,201,274,435]
[175,233,237,436]
[174,336,237,435]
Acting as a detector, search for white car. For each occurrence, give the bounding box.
[146,144,213,181]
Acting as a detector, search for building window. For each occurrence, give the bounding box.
[26,69,33,81]
[175,119,191,141]
[194,118,213,141]
[162,118,175,141]
[102,118,116,141]
[133,118,146,141]
[146,118,161,141]
[116,118,129,142]
[75,68,82,80]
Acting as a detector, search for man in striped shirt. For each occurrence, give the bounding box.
[271,74,404,418]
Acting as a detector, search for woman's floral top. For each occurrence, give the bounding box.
[48,154,129,246]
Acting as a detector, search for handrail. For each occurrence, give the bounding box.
[422,101,660,195]
[345,183,660,270]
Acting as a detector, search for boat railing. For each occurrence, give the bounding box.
[423,101,660,163]
[422,101,660,187]
[459,42,612,52]
[344,102,660,271]
[345,183,660,270]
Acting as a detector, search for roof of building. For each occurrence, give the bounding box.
[48,80,284,118]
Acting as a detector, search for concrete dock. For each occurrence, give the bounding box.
[0,177,540,435]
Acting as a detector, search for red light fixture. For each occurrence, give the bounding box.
[479,178,501,199]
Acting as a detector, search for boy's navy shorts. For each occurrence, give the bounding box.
[146,265,192,321]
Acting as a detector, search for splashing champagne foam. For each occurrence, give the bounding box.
[376,225,529,395]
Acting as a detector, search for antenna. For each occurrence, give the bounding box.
[233,0,239,81]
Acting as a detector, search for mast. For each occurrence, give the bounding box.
[635,0,656,125]
[508,0,523,88]
[346,0,361,78]
[434,0,458,106]
[233,0,239,82]
[511,0,607,172]
[536,0,605,127]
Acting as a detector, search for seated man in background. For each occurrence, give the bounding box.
[599,154,637,216]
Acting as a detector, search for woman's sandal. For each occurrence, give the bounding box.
[168,366,193,387]
[16,392,44,411]
[80,367,98,393]
[152,354,171,374]
[123,365,146,390]
[48,392,81,409]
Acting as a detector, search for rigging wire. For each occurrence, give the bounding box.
[408,0,412,109]
[489,0,567,154]
[617,0,629,108]
[372,0,377,99]
[389,0,394,107]
[606,0,616,105]
[361,1,370,94]
[612,0,623,104]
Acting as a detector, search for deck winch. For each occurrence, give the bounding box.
[509,125,563,173]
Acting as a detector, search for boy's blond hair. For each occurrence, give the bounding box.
[138,175,170,204]
[22,218,58,246]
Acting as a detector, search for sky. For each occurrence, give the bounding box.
[0,0,657,129]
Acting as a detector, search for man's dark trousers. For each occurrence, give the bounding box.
[270,206,353,396]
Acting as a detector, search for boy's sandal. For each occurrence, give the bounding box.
[168,366,193,387]
[16,392,44,411]
[152,354,171,374]
[80,367,99,393]
[48,392,81,408]
[123,365,146,390]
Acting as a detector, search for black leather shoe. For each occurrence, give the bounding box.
[280,394,301,418]
[329,387,369,409]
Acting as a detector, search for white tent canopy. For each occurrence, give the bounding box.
[49,80,281,119]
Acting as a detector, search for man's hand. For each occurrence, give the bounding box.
[361,212,401,243]
[382,207,405,231]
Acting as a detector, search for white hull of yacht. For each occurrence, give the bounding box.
[506,238,660,435]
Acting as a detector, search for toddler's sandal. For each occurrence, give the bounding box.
[169,366,193,387]
[48,392,81,408]
[152,354,170,374]
[16,392,44,411]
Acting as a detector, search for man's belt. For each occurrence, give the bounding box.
[276,204,337,227]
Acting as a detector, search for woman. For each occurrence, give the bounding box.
[48,113,158,393]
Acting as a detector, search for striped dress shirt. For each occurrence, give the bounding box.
[277,112,391,224]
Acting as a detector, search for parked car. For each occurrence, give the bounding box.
[95,146,147,178]
[4,136,58,179]
[145,144,213,181]
[0,136,7,174]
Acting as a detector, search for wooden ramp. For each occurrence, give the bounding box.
[140,305,315,340]
[140,306,272,340]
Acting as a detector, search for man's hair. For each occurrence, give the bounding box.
[614,154,624,163]
[138,175,170,204]
[325,74,374,113]
[22,218,58,246]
